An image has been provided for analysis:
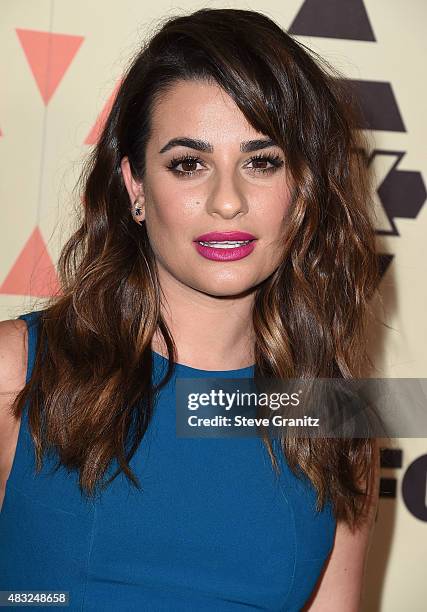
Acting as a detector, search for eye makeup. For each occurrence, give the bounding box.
[165,152,284,178]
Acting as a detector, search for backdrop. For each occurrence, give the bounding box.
[1,1,426,610]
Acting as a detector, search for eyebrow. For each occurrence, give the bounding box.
[158,137,278,154]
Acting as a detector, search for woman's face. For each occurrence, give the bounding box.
[121,79,292,298]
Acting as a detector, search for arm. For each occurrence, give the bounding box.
[302,441,380,612]
[0,319,28,511]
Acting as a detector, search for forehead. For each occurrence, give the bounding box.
[149,79,261,145]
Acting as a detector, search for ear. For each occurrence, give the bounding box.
[120,156,146,224]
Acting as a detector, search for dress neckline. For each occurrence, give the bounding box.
[151,349,255,375]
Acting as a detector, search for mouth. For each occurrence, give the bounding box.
[193,236,257,261]
[194,231,256,243]
[196,239,255,249]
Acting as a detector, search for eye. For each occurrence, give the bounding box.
[244,153,284,175]
[166,154,207,178]
[166,152,284,178]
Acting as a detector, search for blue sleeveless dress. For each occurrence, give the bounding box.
[0,311,336,611]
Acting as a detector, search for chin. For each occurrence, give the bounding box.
[193,278,257,299]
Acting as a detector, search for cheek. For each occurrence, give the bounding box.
[147,178,201,230]
[257,187,292,232]
[274,180,293,217]
[145,195,185,239]
[144,200,199,268]
[141,184,195,271]
[256,191,292,265]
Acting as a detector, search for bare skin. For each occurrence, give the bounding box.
[0,318,28,509]
[1,78,379,612]
[121,79,292,371]
[121,78,380,611]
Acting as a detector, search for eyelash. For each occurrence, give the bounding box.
[166,152,284,178]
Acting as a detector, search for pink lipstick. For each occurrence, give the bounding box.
[193,231,257,262]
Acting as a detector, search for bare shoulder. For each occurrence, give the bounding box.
[0,318,28,489]
[0,318,28,394]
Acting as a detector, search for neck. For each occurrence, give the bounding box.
[151,270,256,370]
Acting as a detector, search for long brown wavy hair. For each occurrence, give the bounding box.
[13,8,381,530]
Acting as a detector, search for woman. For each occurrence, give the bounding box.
[0,7,380,611]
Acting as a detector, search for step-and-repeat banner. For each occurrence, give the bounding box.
[1,1,426,610]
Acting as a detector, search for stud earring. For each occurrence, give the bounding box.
[133,198,144,224]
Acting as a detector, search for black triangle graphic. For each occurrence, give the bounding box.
[342,80,406,132]
[289,0,376,41]
[378,253,394,279]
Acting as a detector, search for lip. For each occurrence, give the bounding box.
[194,231,256,242]
[194,240,256,262]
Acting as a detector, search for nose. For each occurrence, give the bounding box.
[205,172,249,219]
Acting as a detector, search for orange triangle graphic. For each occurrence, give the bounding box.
[16,28,84,105]
[0,227,61,297]
[84,79,122,145]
